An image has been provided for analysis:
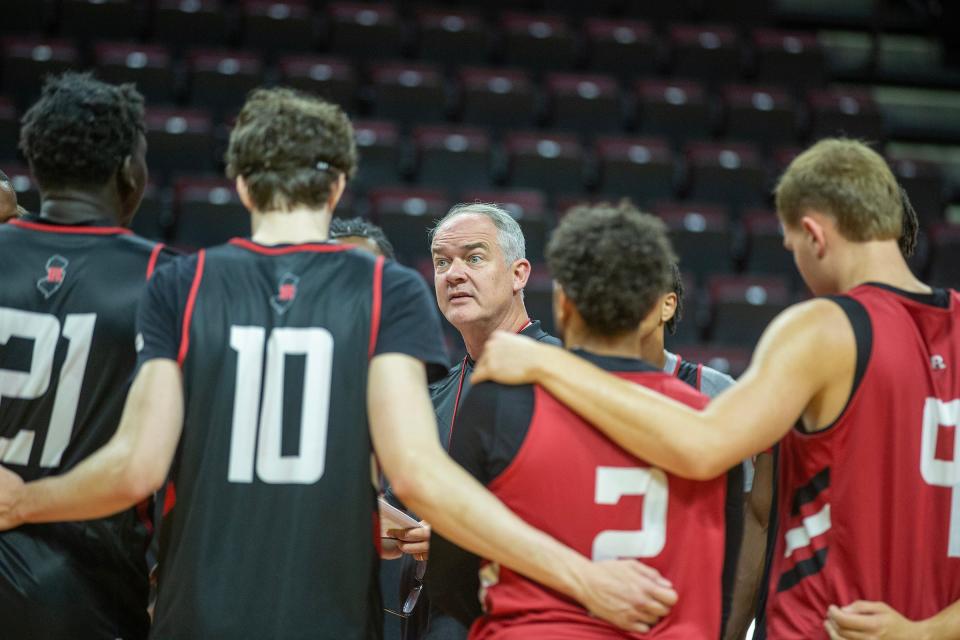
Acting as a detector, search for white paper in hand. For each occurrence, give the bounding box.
[379,497,420,537]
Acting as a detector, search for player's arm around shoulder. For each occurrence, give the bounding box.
[0,359,184,528]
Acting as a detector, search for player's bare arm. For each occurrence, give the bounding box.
[0,359,183,528]
[825,599,960,640]
[473,298,856,480]
[368,352,677,633]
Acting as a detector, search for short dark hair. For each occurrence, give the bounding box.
[665,263,684,335]
[329,216,395,259]
[226,88,357,213]
[548,201,676,336]
[19,72,144,190]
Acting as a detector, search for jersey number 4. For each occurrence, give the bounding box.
[921,398,960,558]
[0,308,96,468]
[228,326,332,485]
[592,466,668,561]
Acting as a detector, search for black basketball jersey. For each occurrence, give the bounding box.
[137,238,448,640]
[0,216,173,640]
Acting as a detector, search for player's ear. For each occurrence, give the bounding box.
[800,214,828,259]
[660,292,678,324]
[326,173,346,213]
[512,258,531,294]
[236,176,255,213]
[552,281,571,335]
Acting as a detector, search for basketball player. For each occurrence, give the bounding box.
[0,73,172,639]
[429,202,724,639]
[330,215,396,259]
[0,88,674,639]
[473,138,960,638]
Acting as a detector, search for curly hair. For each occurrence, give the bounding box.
[226,88,357,213]
[19,72,144,190]
[329,216,395,259]
[548,201,676,336]
[898,185,919,259]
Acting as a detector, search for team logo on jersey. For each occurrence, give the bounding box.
[37,255,69,299]
[931,354,947,370]
[270,272,300,315]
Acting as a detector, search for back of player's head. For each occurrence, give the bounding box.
[19,72,145,191]
[430,202,526,265]
[548,201,676,336]
[226,88,357,213]
[665,262,684,335]
[775,138,902,243]
[329,216,395,259]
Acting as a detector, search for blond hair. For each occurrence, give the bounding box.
[775,138,902,242]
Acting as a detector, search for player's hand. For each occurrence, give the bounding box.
[387,521,430,562]
[472,332,549,386]
[578,559,678,633]
[0,465,25,531]
[824,601,921,640]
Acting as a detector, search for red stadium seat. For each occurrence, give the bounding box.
[0,164,39,213]
[94,43,176,104]
[459,67,537,129]
[172,177,250,249]
[369,187,449,262]
[0,98,18,161]
[144,107,215,174]
[545,72,623,133]
[669,25,741,84]
[504,131,584,194]
[369,61,447,124]
[155,0,229,49]
[460,189,548,262]
[808,88,885,142]
[684,141,768,211]
[707,274,791,348]
[722,84,800,147]
[241,0,314,53]
[351,120,402,190]
[653,201,733,281]
[416,9,488,65]
[328,2,402,59]
[635,79,712,144]
[414,125,492,191]
[60,0,141,40]
[585,19,658,77]
[595,136,675,205]
[500,12,578,71]
[752,29,825,88]
[1,38,80,108]
[186,50,265,114]
[278,56,357,113]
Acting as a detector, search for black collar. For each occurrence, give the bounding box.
[570,349,660,373]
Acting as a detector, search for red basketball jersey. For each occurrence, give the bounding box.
[766,284,960,638]
[471,372,727,640]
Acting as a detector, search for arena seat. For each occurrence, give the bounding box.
[61,0,141,40]
[186,50,265,115]
[584,18,658,78]
[635,79,712,144]
[144,107,216,174]
[669,24,741,84]
[327,2,402,60]
[0,164,39,213]
[350,120,402,190]
[722,84,799,147]
[369,187,449,262]
[416,9,488,66]
[459,67,538,129]
[653,201,734,281]
[594,136,676,205]
[240,0,315,53]
[414,125,492,192]
[808,88,885,142]
[171,177,250,249]
[545,72,623,133]
[369,61,447,124]
[1,38,80,109]
[155,0,229,49]
[752,29,825,88]
[684,141,768,212]
[94,43,176,104]
[504,131,584,194]
[277,55,358,113]
[707,274,791,347]
[500,12,578,71]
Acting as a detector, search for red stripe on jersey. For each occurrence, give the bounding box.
[9,218,133,235]
[368,255,384,359]
[177,250,206,367]
[696,363,703,391]
[228,238,352,255]
[163,481,177,517]
[671,354,683,377]
[146,243,165,280]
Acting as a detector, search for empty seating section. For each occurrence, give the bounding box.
[1,0,957,358]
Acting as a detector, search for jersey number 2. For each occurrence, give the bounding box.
[592,466,668,561]
[0,308,96,468]
[921,397,960,557]
[228,326,333,485]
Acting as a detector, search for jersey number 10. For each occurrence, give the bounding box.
[227,326,333,485]
[0,308,96,469]
[921,397,960,558]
